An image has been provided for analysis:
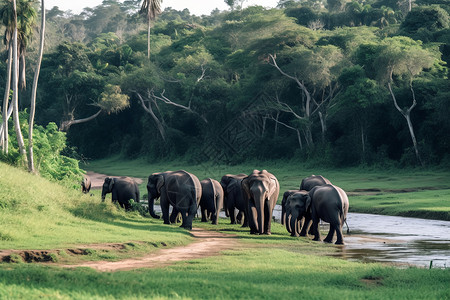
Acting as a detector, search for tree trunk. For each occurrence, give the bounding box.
[147,20,151,60]
[12,0,27,165]
[388,81,423,166]
[1,45,12,153]
[19,53,26,90]
[360,124,366,164]
[318,111,326,144]
[28,0,45,173]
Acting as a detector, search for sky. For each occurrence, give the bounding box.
[45,0,280,16]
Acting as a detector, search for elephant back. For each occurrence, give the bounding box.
[300,175,331,191]
[172,170,202,205]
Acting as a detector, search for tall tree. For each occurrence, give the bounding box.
[139,0,162,60]
[374,37,436,166]
[27,0,45,173]
[11,0,27,164]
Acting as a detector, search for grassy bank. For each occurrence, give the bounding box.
[84,157,450,220]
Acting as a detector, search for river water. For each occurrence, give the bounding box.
[271,206,450,268]
[152,204,450,268]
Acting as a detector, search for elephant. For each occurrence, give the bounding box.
[101,177,139,210]
[284,190,310,237]
[200,178,224,225]
[81,175,91,194]
[299,175,331,191]
[241,170,280,235]
[219,174,248,226]
[308,184,349,245]
[281,189,299,226]
[147,170,202,230]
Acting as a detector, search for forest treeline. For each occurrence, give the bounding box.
[1,0,449,172]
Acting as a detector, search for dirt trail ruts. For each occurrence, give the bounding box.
[62,228,240,272]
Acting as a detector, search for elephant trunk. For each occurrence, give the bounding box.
[290,211,300,237]
[148,196,160,219]
[256,195,264,234]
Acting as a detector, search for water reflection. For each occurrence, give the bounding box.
[336,213,450,268]
[271,207,450,268]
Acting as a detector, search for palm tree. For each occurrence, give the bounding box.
[139,0,162,60]
[16,0,36,90]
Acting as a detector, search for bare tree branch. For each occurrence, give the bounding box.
[266,115,303,150]
[151,90,208,123]
[59,109,102,132]
[136,91,166,140]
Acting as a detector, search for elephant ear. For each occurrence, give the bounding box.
[305,194,312,212]
[156,175,165,194]
[108,178,115,191]
[241,177,251,200]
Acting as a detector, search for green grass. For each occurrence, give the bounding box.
[0,161,192,250]
[0,248,449,299]
[1,159,450,299]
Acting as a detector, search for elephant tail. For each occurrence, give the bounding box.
[344,218,350,234]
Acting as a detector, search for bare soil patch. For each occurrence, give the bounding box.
[61,228,239,271]
[86,171,143,189]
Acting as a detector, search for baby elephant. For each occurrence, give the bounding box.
[81,175,91,194]
[101,177,140,210]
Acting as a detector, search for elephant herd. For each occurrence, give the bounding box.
[94,170,349,244]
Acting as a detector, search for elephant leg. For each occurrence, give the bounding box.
[335,223,345,245]
[181,211,194,230]
[236,210,243,224]
[264,203,273,235]
[323,224,335,243]
[311,218,321,241]
[200,206,208,222]
[241,211,248,227]
[161,199,171,225]
[300,215,311,236]
[170,207,179,223]
[229,207,237,224]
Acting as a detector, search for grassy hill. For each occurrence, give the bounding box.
[0,161,191,250]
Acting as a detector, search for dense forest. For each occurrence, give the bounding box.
[1,0,449,175]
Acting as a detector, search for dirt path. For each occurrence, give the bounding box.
[86,171,143,188]
[62,228,240,272]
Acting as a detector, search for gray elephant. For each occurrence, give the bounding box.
[299,175,331,191]
[200,178,224,225]
[291,175,331,231]
[242,170,280,235]
[308,184,349,245]
[101,177,139,210]
[147,170,201,230]
[284,190,310,237]
[219,174,248,226]
[81,174,91,194]
[281,189,299,226]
